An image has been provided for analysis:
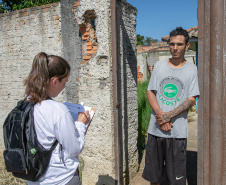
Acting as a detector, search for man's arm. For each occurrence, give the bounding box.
[147,90,162,115]
[147,90,173,131]
[155,96,196,125]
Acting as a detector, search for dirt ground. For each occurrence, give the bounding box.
[130,112,198,185]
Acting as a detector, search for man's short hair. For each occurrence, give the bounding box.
[169,27,189,44]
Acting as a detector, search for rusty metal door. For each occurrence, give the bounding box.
[198,0,226,184]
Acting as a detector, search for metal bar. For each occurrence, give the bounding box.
[198,0,226,184]
[209,0,224,183]
[111,0,120,184]
[197,0,205,183]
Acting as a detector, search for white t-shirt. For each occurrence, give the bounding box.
[147,60,200,138]
[27,99,86,185]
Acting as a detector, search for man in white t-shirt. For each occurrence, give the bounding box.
[142,27,199,185]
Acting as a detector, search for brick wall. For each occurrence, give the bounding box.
[0,1,138,184]
[0,3,63,148]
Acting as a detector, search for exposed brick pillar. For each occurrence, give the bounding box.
[79,10,97,64]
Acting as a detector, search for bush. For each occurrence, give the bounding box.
[137,79,152,163]
[0,0,60,12]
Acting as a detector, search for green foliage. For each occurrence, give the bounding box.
[137,78,152,163]
[137,34,145,45]
[189,41,197,51]
[0,3,4,13]
[144,36,159,46]
[137,34,159,45]
[0,0,59,12]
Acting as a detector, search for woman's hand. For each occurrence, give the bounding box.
[77,110,90,125]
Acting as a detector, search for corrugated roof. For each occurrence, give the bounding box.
[162,26,198,42]
[137,42,169,52]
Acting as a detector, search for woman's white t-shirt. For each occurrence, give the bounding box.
[27,99,86,185]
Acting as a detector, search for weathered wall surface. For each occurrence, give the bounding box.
[117,1,138,184]
[0,3,64,148]
[74,0,115,184]
[74,0,138,184]
[0,0,138,184]
[61,0,82,102]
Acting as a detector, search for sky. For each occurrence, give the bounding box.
[127,0,198,41]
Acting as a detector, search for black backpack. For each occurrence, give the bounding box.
[3,99,58,181]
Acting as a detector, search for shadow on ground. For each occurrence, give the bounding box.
[95,174,116,185]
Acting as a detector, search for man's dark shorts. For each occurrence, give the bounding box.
[142,134,187,185]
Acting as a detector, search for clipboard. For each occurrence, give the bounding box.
[63,102,96,133]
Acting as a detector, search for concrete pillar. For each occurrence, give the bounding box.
[198,0,226,184]
[74,0,138,184]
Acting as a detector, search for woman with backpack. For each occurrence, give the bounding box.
[24,52,90,185]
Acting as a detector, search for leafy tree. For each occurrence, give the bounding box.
[144,36,159,46]
[189,42,196,51]
[0,0,59,12]
[0,3,4,13]
[137,34,159,45]
[137,34,145,45]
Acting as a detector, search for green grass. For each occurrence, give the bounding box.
[137,79,152,163]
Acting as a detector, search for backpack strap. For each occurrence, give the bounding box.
[59,144,67,168]
[49,140,58,152]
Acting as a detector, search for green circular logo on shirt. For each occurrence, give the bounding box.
[163,84,178,98]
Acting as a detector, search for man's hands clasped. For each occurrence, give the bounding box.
[155,112,173,132]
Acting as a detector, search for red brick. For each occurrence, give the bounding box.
[23,12,28,16]
[80,60,89,64]
[82,35,89,40]
[87,45,92,50]
[42,4,51,8]
[83,31,89,36]
[80,27,86,32]
[87,49,94,53]
[83,55,91,60]
[80,27,88,35]
[52,2,60,7]
[74,1,80,8]
[86,41,92,46]
[92,47,97,53]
